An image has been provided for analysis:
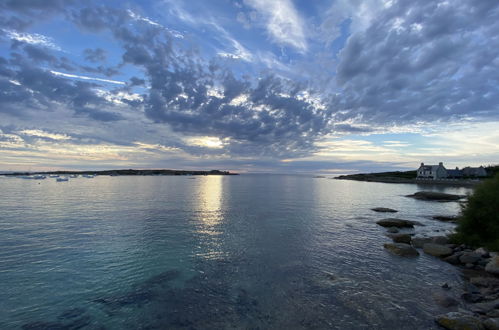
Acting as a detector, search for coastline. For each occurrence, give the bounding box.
[335,175,481,187]
[1,169,239,177]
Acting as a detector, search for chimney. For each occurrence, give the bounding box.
[421,162,424,166]
[439,162,443,166]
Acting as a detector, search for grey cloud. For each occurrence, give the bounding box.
[83,48,106,62]
[335,0,499,125]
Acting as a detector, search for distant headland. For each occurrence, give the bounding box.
[335,163,499,186]
[2,169,238,176]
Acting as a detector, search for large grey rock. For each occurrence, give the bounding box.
[475,248,490,258]
[483,318,499,330]
[376,218,417,228]
[423,243,454,257]
[371,207,398,213]
[388,233,412,244]
[460,252,483,264]
[486,256,499,275]
[384,243,419,257]
[435,312,485,330]
[407,191,465,201]
[412,237,432,248]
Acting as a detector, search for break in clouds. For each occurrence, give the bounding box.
[0,0,498,161]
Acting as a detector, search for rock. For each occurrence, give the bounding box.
[483,318,499,330]
[433,292,459,307]
[423,243,454,258]
[412,237,432,248]
[387,227,399,233]
[469,299,499,314]
[462,292,483,303]
[475,248,490,258]
[486,256,499,275]
[384,243,420,257]
[432,236,451,245]
[470,277,499,288]
[444,252,464,265]
[372,207,398,213]
[442,283,451,289]
[407,191,465,201]
[487,310,499,318]
[435,312,485,330]
[388,233,412,244]
[465,263,475,269]
[433,215,459,222]
[460,252,483,264]
[377,218,418,228]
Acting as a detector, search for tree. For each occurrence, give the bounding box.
[452,174,499,250]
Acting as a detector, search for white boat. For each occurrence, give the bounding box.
[49,175,60,178]
[33,175,46,180]
[82,174,95,178]
[56,177,69,182]
[69,174,78,178]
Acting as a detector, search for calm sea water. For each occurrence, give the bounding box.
[0,174,471,329]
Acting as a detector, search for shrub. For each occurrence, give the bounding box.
[452,174,499,251]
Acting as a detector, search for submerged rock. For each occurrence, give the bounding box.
[423,243,454,258]
[433,215,459,222]
[383,243,419,257]
[433,292,459,308]
[376,218,418,228]
[388,233,412,244]
[435,312,485,330]
[406,191,465,202]
[387,227,399,233]
[486,256,499,275]
[371,207,398,213]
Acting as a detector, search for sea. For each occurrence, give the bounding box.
[0,174,472,329]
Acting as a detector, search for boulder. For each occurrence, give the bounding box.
[412,237,432,248]
[388,233,412,244]
[376,218,417,228]
[435,312,485,330]
[423,243,454,258]
[371,207,398,213]
[460,252,483,264]
[406,191,465,201]
[384,243,419,257]
[475,248,490,258]
[470,277,499,288]
[486,256,499,275]
[483,318,499,330]
[444,252,464,265]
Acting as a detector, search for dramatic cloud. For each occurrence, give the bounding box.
[1,0,498,172]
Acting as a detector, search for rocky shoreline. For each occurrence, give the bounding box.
[373,202,499,329]
[335,175,480,187]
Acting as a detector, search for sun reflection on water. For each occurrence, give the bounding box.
[194,175,226,260]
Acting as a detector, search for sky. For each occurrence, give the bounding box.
[0,0,498,174]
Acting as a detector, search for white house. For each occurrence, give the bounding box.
[416,162,448,180]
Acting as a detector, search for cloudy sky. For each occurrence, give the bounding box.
[1,0,498,174]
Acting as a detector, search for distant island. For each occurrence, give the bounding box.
[2,169,238,176]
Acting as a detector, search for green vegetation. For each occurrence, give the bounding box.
[451,174,499,251]
[336,170,416,180]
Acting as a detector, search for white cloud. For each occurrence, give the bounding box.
[244,0,307,52]
[18,129,71,141]
[4,29,62,51]
[50,70,126,85]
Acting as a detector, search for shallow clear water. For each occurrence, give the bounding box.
[0,175,471,329]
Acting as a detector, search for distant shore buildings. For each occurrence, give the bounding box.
[416,162,488,180]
